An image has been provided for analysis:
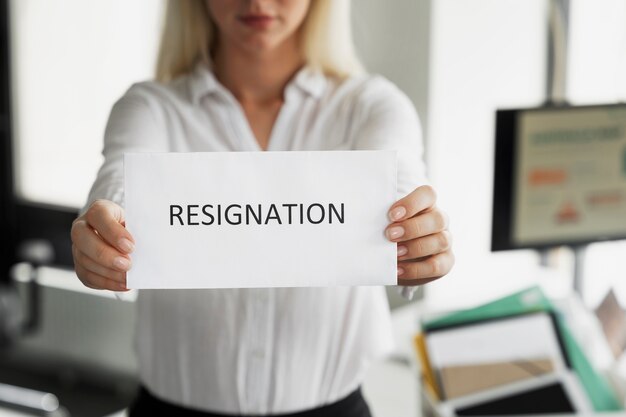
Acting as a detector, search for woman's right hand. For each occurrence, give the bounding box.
[71,199,134,291]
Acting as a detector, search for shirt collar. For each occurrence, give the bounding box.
[188,60,326,105]
[291,66,326,98]
[188,60,222,104]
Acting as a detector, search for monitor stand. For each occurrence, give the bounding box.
[571,245,587,297]
[538,245,587,297]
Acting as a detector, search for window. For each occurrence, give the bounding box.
[10,0,164,208]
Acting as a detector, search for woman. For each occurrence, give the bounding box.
[70,1,454,416]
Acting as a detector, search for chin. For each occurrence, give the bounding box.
[238,35,284,54]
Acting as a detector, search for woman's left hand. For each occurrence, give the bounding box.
[386,185,454,286]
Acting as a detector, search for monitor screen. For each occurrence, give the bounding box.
[492,104,626,251]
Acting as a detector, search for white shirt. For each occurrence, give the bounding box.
[83,62,427,414]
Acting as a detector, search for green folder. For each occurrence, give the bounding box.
[422,286,623,412]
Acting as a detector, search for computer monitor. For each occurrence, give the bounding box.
[0,0,16,279]
[492,103,626,251]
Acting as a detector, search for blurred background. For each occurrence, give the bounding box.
[1,0,626,416]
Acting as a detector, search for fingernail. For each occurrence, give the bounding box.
[397,245,408,257]
[389,206,406,221]
[386,226,404,240]
[113,257,131,270]
[119,238,134,253]
[118,282,128,291]
[397,267,405,276]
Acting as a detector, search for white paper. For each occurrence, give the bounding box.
[426,313,568,371]
[124,151,397,289]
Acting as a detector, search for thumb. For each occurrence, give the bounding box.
[85,200,135,254]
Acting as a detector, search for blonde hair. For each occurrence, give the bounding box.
[155,0,364,82]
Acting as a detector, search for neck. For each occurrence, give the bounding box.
[213,38,304,103]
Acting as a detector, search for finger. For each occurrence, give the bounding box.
[397,230,452,260]
[388,185,437,222]
[386,207,449,242]
[398,276,440,287]
[75,263,128,291]
[71,220,132,272]
[396,250,455,285]
[85,200,135,254]
[72,244,127,283]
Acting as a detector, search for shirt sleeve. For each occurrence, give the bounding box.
[350,76,429,299]
[349,76,429,200]
[80,83,168,217]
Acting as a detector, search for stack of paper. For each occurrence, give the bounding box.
[426,313,565,400]
[414,286,623,415]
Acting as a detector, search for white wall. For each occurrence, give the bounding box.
[568,0,626,307]
[352,0,431,143]
[568,0,626,105]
